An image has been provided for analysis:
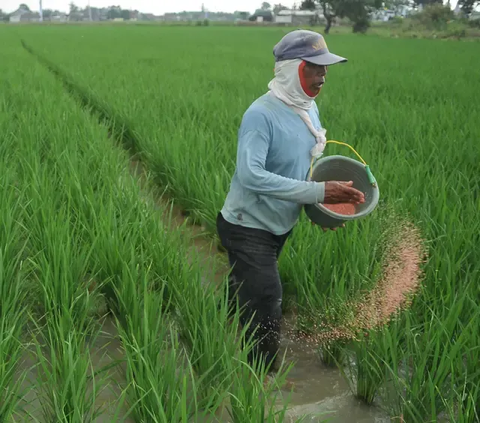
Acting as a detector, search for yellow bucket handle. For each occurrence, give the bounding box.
[309,140,368,180]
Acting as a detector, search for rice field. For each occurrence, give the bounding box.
[1,24,479,422]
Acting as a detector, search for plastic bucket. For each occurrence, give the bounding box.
[304,155,380,228]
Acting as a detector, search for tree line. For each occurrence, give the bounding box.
[249,0,479,33]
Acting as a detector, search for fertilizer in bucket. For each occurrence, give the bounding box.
[304,141,380,228]
[323,203,357,216]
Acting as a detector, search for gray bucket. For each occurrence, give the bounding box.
[304,155,380,228]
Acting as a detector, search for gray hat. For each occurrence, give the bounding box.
[273,29,347,66]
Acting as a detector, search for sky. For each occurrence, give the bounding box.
[1,0,297,14]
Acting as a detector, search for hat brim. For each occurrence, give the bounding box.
[302,52,347,66]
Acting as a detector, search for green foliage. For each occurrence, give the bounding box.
[391,15,404,24]
[457,0,480,15]
[468,16,480,27]
[412,0,442,6]
[319,339,345,367]
[411,3,455,29]
[312,0,383,33]
[337,0,383,32]
[273,3,288,14]
[300,0,317,10]
[68,1,78,13]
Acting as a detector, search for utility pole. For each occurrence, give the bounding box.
[88,0,93,21]
[201,2,208,19]
[39,0,43,21]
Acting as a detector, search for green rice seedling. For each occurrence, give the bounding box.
[171,271,249,410]
[445,369,480,423]
[30,323,103,423]
[337,328,391,405]
[443,299,480,423]
[0,46,130,420]
[377,293,478,423]
[25,200,104,422]
[0,177,31,420]
[113,261,211,422]
[226,352,296,423]
[319,339,346,368]
[0,232,29,421]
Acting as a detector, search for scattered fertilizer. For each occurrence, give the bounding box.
[286,223,424,344]
[352,224,424,331]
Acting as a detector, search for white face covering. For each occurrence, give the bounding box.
[268,59,327,158]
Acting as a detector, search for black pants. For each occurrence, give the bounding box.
[216,212,292,372]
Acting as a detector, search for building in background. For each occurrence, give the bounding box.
[9,7,40,23]
[274,9,325,25]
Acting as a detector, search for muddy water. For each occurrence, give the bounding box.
[274,329,389,423]
[14,317,135,423]
[15,318,388,423]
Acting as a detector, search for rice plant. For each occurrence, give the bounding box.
[338,328,393,405]
[0,160,31,420]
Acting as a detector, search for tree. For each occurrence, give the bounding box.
[121,9,130,20]
[19,3,30,11]
[250,9,274,20]
[317,0,337,34]
[273,3,288,14]
[457,0,479,14]
[300,0,316,9]
[261,2,272,10]
[107,5,122,19]
[383,0,411,15]
[68,2,84,21]
[42,9,53,19]
[1,8,10,21]
[301,0,323,25]
[234,10,249,19]
[412,0,441,7]
[69,2,78,13]
[309,0,382,34]
[336,0,383,32]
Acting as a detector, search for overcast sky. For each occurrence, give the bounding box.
[1,0,298,14]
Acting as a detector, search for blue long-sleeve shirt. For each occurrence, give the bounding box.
[221,92,325,235]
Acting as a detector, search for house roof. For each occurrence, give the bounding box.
[21,12,40,19]
[10,8,29,16]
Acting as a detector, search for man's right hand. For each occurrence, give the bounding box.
[324,181,365,204]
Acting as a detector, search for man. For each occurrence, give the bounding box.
[216,30,365,373]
